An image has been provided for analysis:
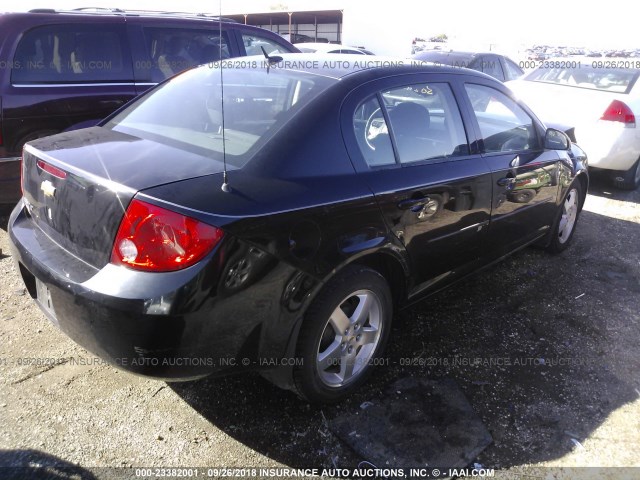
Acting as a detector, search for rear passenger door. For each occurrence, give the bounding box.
[342,75,493,298]
[128,23,233,90]
[459,81,561,257]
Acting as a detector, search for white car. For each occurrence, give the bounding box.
[507,59,640,189]
[296,42,373,55]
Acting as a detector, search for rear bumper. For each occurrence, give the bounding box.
[575,123,640,172]
[8,200,292,380]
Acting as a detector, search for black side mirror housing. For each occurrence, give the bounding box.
[544,128,570,150]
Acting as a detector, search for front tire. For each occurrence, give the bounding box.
[293,266,393,403]
[547,181,583,253]
[612,159,640,190]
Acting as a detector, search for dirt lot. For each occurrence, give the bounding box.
[1,172,639,479]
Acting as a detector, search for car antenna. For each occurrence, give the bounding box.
[219,0,230,193]
[261,46,282,73]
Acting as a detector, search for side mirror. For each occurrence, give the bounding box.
[544,128,570,150]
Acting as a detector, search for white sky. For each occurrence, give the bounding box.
[7,0,637,51]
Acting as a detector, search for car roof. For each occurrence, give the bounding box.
[3,9,239,23]
[237,53,497,81]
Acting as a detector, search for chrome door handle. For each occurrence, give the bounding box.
[398,197,430,211]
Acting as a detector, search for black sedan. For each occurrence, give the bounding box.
[8,55,588,403]
[413,50,525,82]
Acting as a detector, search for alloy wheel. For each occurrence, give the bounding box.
[315,289,382,387]
[558,187,579,244]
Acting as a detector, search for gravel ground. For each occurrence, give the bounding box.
[1,172,639,479]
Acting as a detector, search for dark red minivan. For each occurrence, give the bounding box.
[0,8,298,206]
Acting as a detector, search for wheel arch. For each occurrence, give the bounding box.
[346,249,410,308]
[575,171,589,209]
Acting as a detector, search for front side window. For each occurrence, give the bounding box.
[105,64,334,166]
[465,84,539,153]
[12,24,132,84]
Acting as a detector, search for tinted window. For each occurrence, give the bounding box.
[12,24,132,84]
[504,58,524,80]
[480,56,505,81]
[143,28,231,80]
[381,83,469,164]
[353,96,395,167]
[465,84,539,153]
[106,64,333,165]
[242,33,289,56]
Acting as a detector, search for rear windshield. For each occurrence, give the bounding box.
[525,65,640,94]
[104,61,335,166]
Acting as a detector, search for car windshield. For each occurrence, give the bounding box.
[105,61,335,166]
[525,65,639,94]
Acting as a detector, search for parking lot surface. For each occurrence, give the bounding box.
[1,172,639,478]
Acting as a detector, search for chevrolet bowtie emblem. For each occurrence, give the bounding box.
[41,180,56,198]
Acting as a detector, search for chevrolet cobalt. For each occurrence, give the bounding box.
[9,55,588,402]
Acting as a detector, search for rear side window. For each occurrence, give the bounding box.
[12,24,132,84]
[382,83,469,164]
[242,33,290,56]
[142,28,231,81]
[465,84,539,153]
[353,83,469,167]
[353,96,395,167]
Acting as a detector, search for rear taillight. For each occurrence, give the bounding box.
[601,100,636,127]
[111,199,224,272]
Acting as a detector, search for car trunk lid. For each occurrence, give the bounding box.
[508,80,632,127]
[21,126,227,269]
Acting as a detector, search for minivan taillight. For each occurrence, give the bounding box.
[111,199,224,272]
[601,100,636,127]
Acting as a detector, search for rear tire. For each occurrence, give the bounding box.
[292,265,392,403]
[546,181,583,253]
[611,159,640,190]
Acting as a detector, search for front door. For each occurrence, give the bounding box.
[461,82,561,256]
